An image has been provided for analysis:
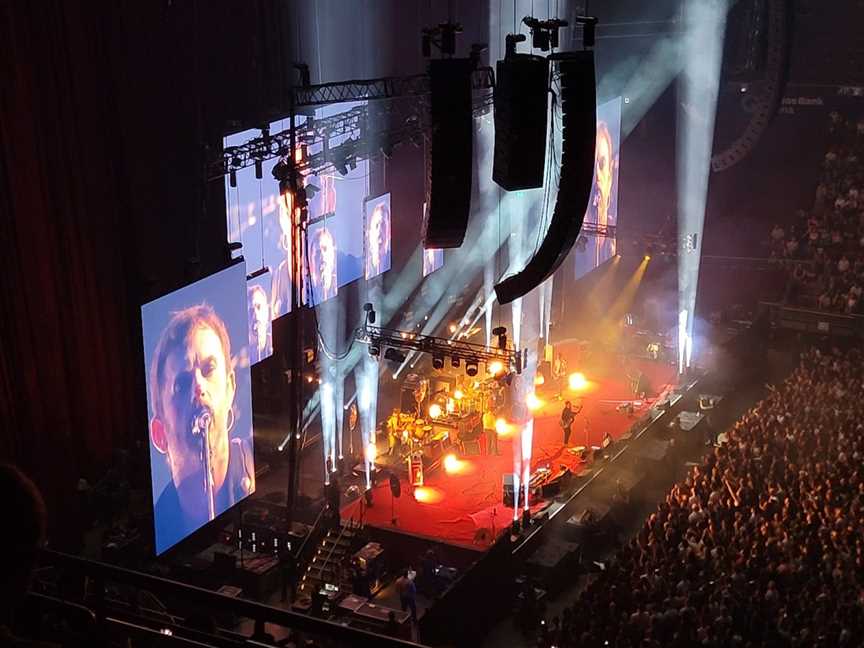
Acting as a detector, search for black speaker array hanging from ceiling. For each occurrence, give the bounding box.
[423,58,475,249]
[493,54,550,191]
[494,50,597,305]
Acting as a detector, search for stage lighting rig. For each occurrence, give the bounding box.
[358,318,522,375]
[522,16,568,52]
[384,348,407,364]
[422,21,463,58]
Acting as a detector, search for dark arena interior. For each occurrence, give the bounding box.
[5,1,864,646]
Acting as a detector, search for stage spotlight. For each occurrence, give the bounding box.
[451,357,461,368]
[534,373,545,386]
[364,442,378,464]
[466,360,479,377]
[385,348,406,363]
[454,389,464,400]
[495,418,509,435]
[526,392,543,411]
[568,372,588,391]
[488,360,504,375]
[432,354,445,370]
[443,454,459,474]
[429,403,443,419]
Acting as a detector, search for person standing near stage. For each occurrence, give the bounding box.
[560,401,576,446]
[482,407,499,455]
[395,569,417,622]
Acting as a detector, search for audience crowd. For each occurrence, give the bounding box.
[538,347,864,647]
[772,111,864,313]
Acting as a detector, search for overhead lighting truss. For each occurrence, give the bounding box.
[210,68,495,181]
[356,325,522,375]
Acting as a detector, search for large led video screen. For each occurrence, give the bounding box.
[364,193,392,279]
[247,272,273,364]
[224,121,295,319]
[573,96,621,280]
[421,202,444,277]
[303,219,339,306]
[306,100,368,291]
[142,263,255,555]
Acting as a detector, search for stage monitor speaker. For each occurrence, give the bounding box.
[424,58,474,249]
[389,473,401,499]
[494,51,596,305]
[502,473,515,508]
[493,54,549,190]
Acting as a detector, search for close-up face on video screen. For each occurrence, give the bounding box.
[142,263,255,555]
[365,194,392,280]
[574,96,622,281]
[247,274,273,364]
[305,223,339,305]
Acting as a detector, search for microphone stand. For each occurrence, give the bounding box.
[194,412,216,522]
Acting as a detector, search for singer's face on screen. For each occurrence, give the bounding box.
[249,286,270,353]
[368,205,388,273]
[311,228,336,295]
[595,123,613,224]
[150,322,236,513]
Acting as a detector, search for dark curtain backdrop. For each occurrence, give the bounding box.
[0,0,295,546]
[0,1,139,540]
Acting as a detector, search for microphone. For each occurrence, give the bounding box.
[191,408,216,521]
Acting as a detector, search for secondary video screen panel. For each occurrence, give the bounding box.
[142,262,255,555]
[224,121,294,319]
[247,271,273,365]
[364,193,392,280]
[303,219,339,306]
[574,96,621,280]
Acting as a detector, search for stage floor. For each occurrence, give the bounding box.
[342,350,677,551]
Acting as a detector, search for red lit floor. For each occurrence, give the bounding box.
[342,351,677,551]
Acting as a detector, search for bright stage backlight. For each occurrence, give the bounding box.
[495,417,511,436]
[428,403,442,419]
[364,442,377,464]
[488,360,504,375]
[568,372,588,391]
[454,389,464,400]
[413,486,445,504]
[443,453,460,474]
[526,393,543,412]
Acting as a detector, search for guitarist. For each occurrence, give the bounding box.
[560,401,576,445]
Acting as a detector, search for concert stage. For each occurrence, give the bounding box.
[341,345,678,551]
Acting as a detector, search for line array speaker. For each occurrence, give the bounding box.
[494,51,596,305]
[493,54,550,190]
[424,58,474,249]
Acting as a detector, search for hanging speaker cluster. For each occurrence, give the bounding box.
[493,54,550,190]
[423,58,475,249]
[494,51,597,305]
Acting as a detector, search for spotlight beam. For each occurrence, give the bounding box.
[676,0,729,373]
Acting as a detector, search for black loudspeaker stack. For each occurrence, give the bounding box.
[502,473,515,508]
[493,54,549,190]
[424,58,474,249]
[494,50,596,305]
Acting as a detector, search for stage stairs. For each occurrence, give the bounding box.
[298,520,361,600]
